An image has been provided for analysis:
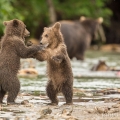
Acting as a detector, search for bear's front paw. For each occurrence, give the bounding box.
[52,56,62,63]
[26,41,33,46]
[40,45,46,50]
[35,45,46,51]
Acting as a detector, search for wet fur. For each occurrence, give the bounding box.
[0,19,42,104]
[34,22,73,105]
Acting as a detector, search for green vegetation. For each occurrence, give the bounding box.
[0,0,112,37]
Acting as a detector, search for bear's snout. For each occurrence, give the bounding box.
[40,42,49,48]
[26,31,30,37]
[24,29,30,37]
[40,42,43,45]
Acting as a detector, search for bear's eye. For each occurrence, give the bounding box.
[45,34,48,38]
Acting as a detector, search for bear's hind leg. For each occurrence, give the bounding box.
[62,82,73,105]
[7,78,20,104]
[46,80,58,105]
[0,88,6,103]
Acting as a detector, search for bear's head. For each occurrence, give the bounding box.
[96,60,109,71]
[40,22,63,49]
[79,16,103,39]
[3,19,30,39]
[80,16,103,27]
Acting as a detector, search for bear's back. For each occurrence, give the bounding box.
[0,36,21,73]
[1,36,21,54]
[59,20,90,59]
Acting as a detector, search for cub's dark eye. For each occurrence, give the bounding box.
[45,34,48,38]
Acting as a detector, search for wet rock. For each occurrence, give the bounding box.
[66,117,79,120]
[14,117,27,120]
[86,108,96,113]
[87,105,120,115]
[40,107,52,115]
[38,107,53,120]
[84,93,93,97]
[60,108,78,120]
[95,107,109,114]
[62,108,73,116]
[108,108,120,113]
[21,100,29,105]
[104,97,120,103]
[112,103,120,108]
[0,118,11,120]
[12,110,25,114]
[87,106,110,114]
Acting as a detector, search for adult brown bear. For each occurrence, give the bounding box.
[58,16,103,60]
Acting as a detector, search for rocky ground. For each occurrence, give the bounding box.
[0,89,120,120]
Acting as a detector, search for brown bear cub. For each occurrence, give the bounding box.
[34,22,73,105]
[0,19,43,104]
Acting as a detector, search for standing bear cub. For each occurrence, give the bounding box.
[34,22,73,105]
[0,19,43,104]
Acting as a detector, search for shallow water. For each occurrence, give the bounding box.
[1,50,120,119]
[20,50,120,93]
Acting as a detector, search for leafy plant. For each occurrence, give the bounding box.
[0,0,112,38]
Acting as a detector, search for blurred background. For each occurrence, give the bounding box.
[0,0,120,44]
[0,0,120,97]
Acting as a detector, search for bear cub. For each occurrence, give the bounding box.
[34,22,73,105]
[0,19,43,104]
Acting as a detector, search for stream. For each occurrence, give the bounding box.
[20,50,120,93]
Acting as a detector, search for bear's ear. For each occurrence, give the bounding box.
[44,27,47,31]
[80,16,86,22]
[3,21,8,26]
[97,17,103,24]
[53,22,61,30]
[13,19,19,27]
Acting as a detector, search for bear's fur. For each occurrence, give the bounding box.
[91,60,109,71]
[34,22,73,105]
[57,16,103,60]
[0,19,43,104]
